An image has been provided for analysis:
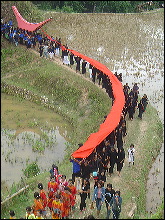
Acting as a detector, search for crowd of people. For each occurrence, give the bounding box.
[2,19,149,120]
[2,19,149,219]
[0,18,149,118]
[8,164,123,219]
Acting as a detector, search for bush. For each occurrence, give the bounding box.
[23,162,40,178]
[61,5,74,13]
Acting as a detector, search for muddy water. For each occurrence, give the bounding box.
[55,12,164,123]
[87,18,164,214]
[68,13,164,214]
[84,14,164,214]
[116,20,164,215]
[1,93,72,187]
[146,141,164,214]
[47,11,164,125]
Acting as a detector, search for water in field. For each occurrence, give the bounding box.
[1,93,72,188]
[146,142,164,214]
[2,10,164,214]
[48,11,164,124]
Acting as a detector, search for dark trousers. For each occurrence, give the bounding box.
[39,51,43,57]
[80,194,87,211]
[92,75,96,83]
[138,110,143,119]
[19,38,23,44]
[112,210,120,219]
[117,162,123,172]
[129,112,134,119]
[96,198,102,210]
[109,162,115,174]
[117,140,123,150]
[106,203,111,219]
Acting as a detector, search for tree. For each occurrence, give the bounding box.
[32,1,164,13]
[63,1,86,13]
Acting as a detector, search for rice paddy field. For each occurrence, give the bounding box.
[43,9,164,123]
[1,2,164,219]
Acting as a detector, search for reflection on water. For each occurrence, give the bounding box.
[1,93,72,188]
[112,51,164,124]
[1,128,68,187]
[114,20,163,124]
[146,143,164,214]
[96,20,164,214]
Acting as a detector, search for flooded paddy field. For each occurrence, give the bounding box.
[1,9,163,215]
[45,10,164,123]
[44,10,164,214]
[1,93,72,187]
[146,142,164,214]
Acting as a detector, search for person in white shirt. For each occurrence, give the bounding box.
[43,43,49,59]
[128,144,135,166]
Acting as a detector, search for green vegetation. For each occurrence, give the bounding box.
[1,1,164,219]
[32,1,164,13]
[149,199,164,219]
[23,162,40,178]
[1,37,163,219]
[1,1,43,25]
[1,37,111,147]
[32,140,45,152]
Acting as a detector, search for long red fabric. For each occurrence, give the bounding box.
[11,2,125,158]
[41,29,125,159]
[12,6,52,32]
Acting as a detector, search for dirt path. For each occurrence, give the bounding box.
[31,48,108,95]
[68,116,150,219]
[2,44,158,218]
[6,46,143,219]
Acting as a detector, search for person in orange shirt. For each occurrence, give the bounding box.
[52,194,64,219]
[68,179,77,212]
[47,192,54,212]
[48,175,59,194]
[61,186,73,218]
[32,192,44,217]
[38,183,47,218]
[47,175,59,210]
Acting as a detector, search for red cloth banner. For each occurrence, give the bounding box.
[12,6,52,32]
[11,7,125,158]
[41,29,125,159]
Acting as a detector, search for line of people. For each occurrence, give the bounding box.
[2,19,148,117]
[1,19,149,119]
[0,19,124,103]
[123,82,149,120]
[1,19,62,60]
[2,18,148,220]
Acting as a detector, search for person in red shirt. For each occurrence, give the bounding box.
[38,183,47,218]
[61,186,73,218]
[68,179,77,212]
[47,175,59,210]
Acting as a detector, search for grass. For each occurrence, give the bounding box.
[1,102,163,219]
[1,39,163,219]
[1,38,111,147]
[1,2,164,219]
